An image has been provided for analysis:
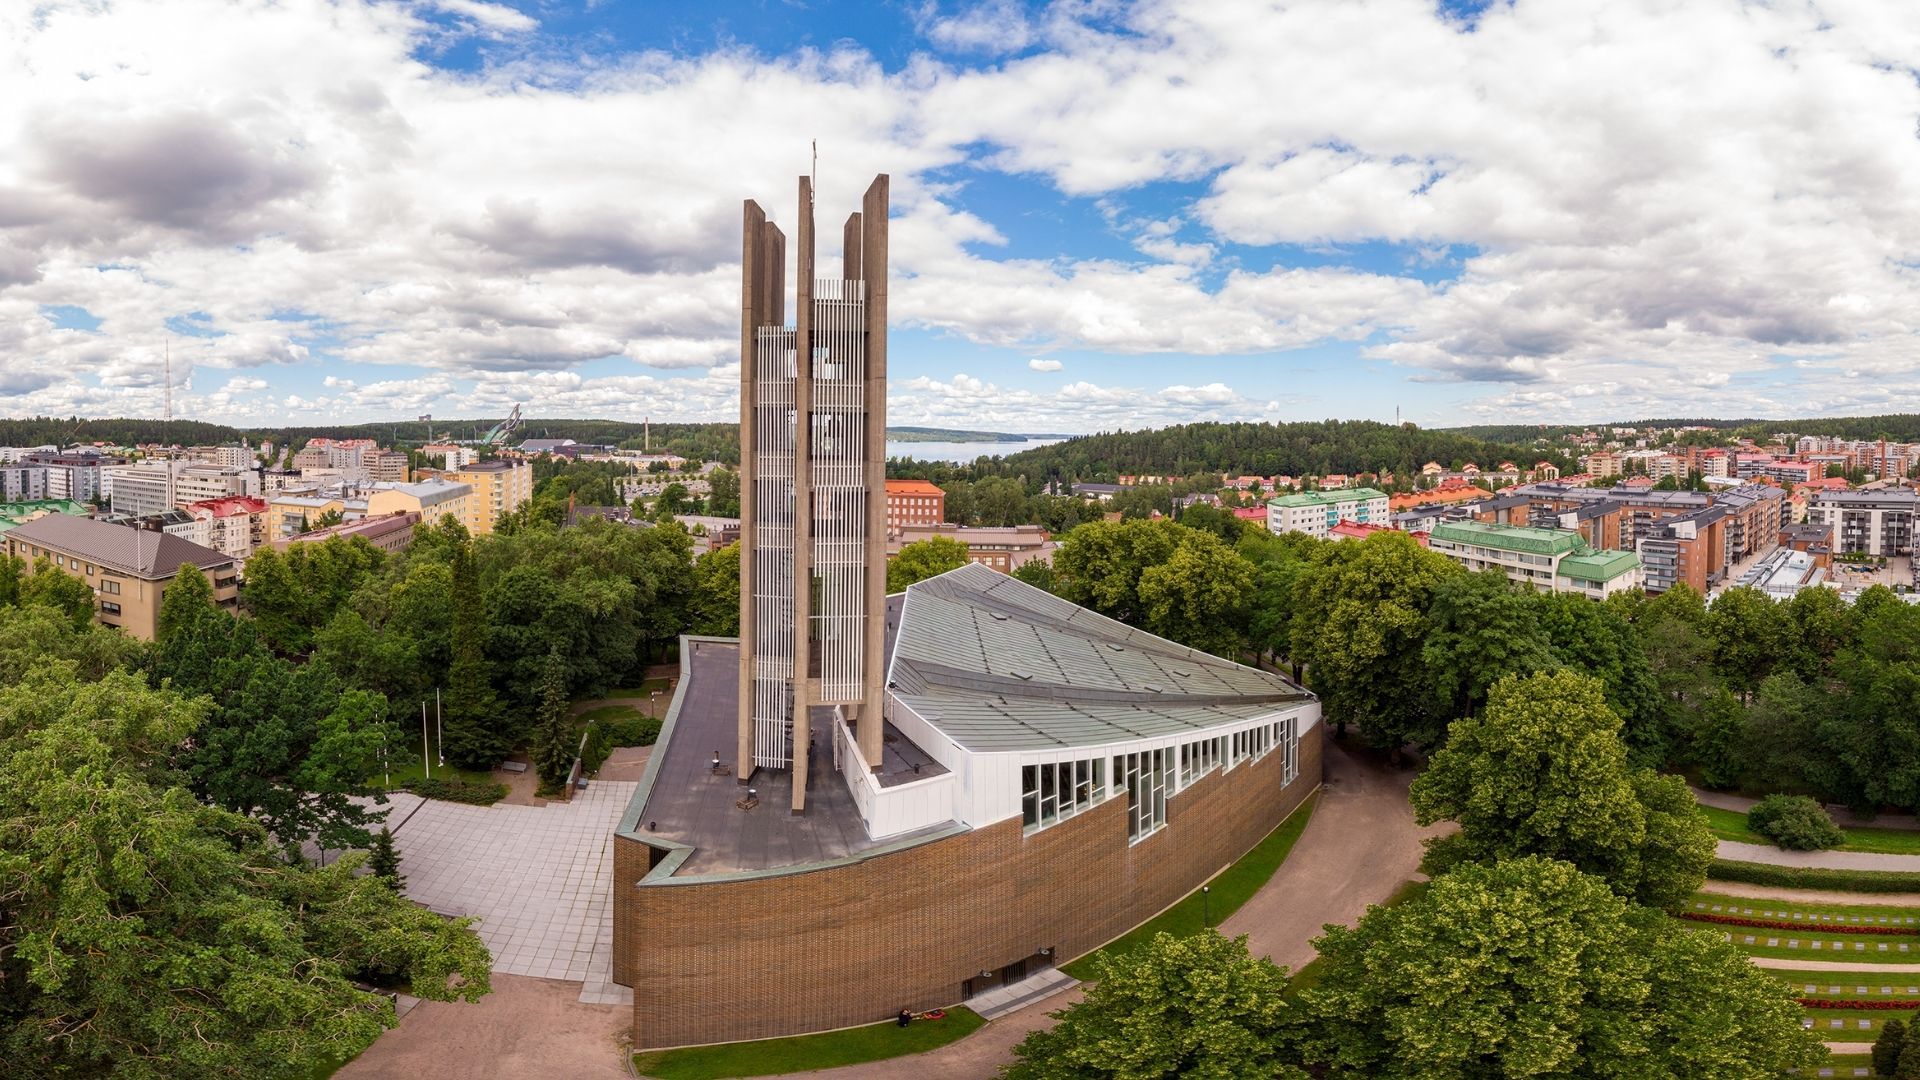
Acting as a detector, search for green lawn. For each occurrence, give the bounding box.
[1773,971,1920,998]
[1825,1054,1881,1077]
[1700,804,1920,856]
[576,703,645,725]
[1798,1005,1913,1036]
[1061,792,1319,980]
[631,1008,985,1080]
[374,733,496,789]
[1701,926,1920,965]
[1689,892,1920,923]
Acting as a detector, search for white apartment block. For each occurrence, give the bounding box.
[1266,488,1390,538]
[0,464,49,502]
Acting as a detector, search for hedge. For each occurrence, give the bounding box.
[581,713,663,774]
[1709,859,1920,894]
[1679,911,1918,936]
[1801,999,1920,1011]
[409,778,509,805]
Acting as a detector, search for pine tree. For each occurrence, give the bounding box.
[530,646,576,788]
[1900,1030,1920,1080]
[1878,1019,1907,1078]
[367,826,404,889]
[440,543,507,769]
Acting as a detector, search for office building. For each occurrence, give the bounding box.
[103,462,180,518]
[4,514,236,640]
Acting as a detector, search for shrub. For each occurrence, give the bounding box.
[1679,911,1916,936]
[1748,794,1846,851]
[408,778,509,805]
[1709,860,1920,893]
[580,711,662,775]
[1878,1019,1907,1078]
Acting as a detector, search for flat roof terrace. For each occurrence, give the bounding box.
[634,636,953,876]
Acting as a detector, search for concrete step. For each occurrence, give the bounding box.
[970,967,1078,1021]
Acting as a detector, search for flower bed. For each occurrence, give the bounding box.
[1800,998,1920,1011]
[1678,911,1917,936]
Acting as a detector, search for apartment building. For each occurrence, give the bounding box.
[4,513,236,640]
[175,464,259,506]
[1636,505,1729,595]
[1267,487,1390,538]
[185,496,269,563]
[0,463,48,502]
[1809,490,1916,557]
[885,479,947,528]
[421,443,480,469]
[1425,521,1643,599]
[443,459,530,533]
[266,492,352,538]
[366,478,475,530]
[364,449,410,482]
[1580,452,1623,478]
[213,444,255,469]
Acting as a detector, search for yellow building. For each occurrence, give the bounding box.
[444,459,532,534]
[4,513,237,641]
[266,492,350,539]
[366,478,474,529]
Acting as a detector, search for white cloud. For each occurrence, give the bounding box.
[3,0,1920,425]
[1027,357,1063,372]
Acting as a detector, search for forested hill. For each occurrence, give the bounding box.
[992,420,1574,482]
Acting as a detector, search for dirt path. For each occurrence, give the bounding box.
[1749,958,1920,973]
[596,744,652,783]
[1720,840,1920,872]
[339,974,629,1080]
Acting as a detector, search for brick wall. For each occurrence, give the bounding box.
[613,726,1323,1048]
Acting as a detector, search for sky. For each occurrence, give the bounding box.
[3,0,1920,434]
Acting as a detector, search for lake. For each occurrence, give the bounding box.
[884,437,1068,463]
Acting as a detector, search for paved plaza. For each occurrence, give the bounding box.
[386,781,638,1003]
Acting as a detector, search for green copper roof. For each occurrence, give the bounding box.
[1268,487,1388,509]
[1556,550,1642,583]
[0,501,88,533]
[1430,520,1588,556]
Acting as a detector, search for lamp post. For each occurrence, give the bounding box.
[1202,885,1211,930]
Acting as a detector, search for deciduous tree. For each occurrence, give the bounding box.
[1004,932,1307,1080]
[1410,670,1715,906]
[1302,857,1822,1080]
[887,535,970,592]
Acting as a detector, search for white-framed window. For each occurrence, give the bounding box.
[1179,734,1226,787]
[1281,716,1300,785]
[1021,758,1106,833]
[1115,749,1170,842]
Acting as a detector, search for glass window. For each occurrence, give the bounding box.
[1022,756,1108,834]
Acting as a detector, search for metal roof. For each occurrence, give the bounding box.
[7,513,232,578]
[1268,487,1388,509]
[889,563,1312,752]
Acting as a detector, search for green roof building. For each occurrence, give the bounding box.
[1266,487,1390,537]
[1427,520,1642,599]
[0,500,88,535]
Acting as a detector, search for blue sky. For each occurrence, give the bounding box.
[5,0,1919,431]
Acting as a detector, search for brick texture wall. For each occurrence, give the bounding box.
[613,726,1323,1048]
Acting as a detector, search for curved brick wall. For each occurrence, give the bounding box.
[613,728,1321,1049]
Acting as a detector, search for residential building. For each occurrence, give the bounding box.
[1809,490,1916,556]
[1581,452,1622,478]
[890,523,1055,571]
[185,496,269,563]
[0,500,88,534]
[4,513,236,640]
[1230,506,1269,530]
[0,463,48,501]
[421,443,480,469]
[277,511,421,554]
[364,449,410,482]
[1425,520,1643,598]
[1327,521,1426,545]
[1266,487,1389,538]
[266,492,352,538]
[366,478,474,529]
[444,459,532,533]
[213,444,255,469]
[1531,461,1560,481]
[1635,506,1729,595]
[673,514,742,555]
[885,479,947,528]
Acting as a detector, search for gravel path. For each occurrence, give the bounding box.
[1719,840,1920,871]
[1750,958,1920,973]
[1695,786,1920,832]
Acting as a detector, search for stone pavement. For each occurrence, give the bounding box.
[388,781,638,1003]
